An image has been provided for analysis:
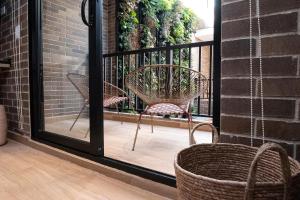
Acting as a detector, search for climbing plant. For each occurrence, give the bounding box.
[118,0,139,51]
[117,0,201,51]
[139,0,159,48]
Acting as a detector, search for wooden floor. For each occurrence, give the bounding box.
[46,119,212,175]
[0,140,171,200]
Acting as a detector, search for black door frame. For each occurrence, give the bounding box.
[28,0,102,156]
[29,0,221,187]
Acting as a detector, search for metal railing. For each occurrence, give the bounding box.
[103,41,214,117]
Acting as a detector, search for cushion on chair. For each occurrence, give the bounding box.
[146,103,188,115]
[104,96,128,108]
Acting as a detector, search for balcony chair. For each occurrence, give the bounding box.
[125,64,208,151]
[67,73,129,138]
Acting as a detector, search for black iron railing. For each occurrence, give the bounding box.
[103,41,214,117]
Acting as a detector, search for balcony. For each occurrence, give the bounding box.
[44,41,214,175]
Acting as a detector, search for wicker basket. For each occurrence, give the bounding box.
[175,123,300,200]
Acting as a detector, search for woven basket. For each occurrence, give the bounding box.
[175,123,300,200]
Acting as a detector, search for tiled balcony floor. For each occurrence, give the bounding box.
[45,118,212,175]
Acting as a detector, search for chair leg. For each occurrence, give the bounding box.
[151,114,154,133]
[115,104,123,125]
[69,104,86,131]
[84,128,90,138]
[132,113,143,151]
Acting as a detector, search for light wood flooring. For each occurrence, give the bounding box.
[0,140,171,200]
[46,119,212,175]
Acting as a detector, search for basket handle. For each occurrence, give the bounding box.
[244,143,292,200]
[190,123,220,145]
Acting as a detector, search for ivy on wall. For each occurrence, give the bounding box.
[118,0,202,51]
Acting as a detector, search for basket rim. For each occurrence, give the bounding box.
[174,143,300,187]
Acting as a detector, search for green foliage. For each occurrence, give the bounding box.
[118,0,199,50]
[167,2,196,45]
[140,25,155,48]
[140,0,159,25]
[156,0,176,11]
[118,0,139,50]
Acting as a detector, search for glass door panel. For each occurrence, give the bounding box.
[42,0,89,141]
[42,0,90,142]
[33,0,102,155]
[103,0,215,176]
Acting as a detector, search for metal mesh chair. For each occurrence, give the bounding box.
[125,64,209,150]
[67,73,129,137]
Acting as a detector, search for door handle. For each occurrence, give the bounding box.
[81,0,92,27]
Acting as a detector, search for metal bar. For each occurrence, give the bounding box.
[188,47,192,101]
[178,49,181,97]
[208,45,213,116]
[212,0,221,130]
[142,53,146,109]
[158,51,161,96]
[165,44,171,97]
[197,47,202,115]
[126,55,130,109]
[166,42,171,65]
[149,52,152,65]
[110,57,113,84]
[188,47,192,69]
[158,50,161,64]
[121,55,125,110]
[149,52,152,96]
[116,56,119,87]
[135,54,138,111]
[89,0,104,155]
[103,57,106,82]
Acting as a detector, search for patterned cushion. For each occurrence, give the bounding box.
[146,103,188,115]
[104,96,128,107]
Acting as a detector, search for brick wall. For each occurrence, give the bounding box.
[43,0,117,118]
[42,0,89,118]
[42,0,116,118]
[221,0,300,160]
[103,0,117,54]
[0,0,30,134]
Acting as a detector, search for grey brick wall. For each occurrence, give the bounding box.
[42,0,116,118]
[42,0,89,118]
[220,0,300,160]
[0,0,30,134]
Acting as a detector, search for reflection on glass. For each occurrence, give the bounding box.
[103,0,214,175]
[42,0,89,142]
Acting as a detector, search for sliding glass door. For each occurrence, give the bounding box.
[30,0,220,187]
[30,0,103,155]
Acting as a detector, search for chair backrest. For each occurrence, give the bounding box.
[67,73,89,102]
[104,82,127,99]
[125,64,208,105]
[67,73,126,102]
